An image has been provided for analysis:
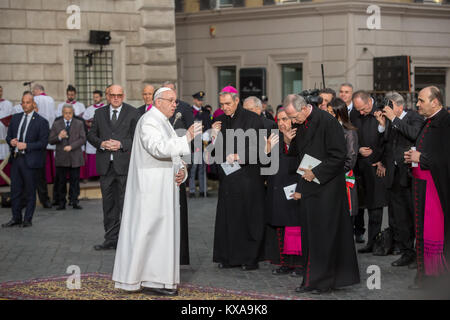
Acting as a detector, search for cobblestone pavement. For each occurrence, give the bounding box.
[0,191,440,300]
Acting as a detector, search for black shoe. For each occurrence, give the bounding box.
[355,234,365,243]
[68,201,74,206]
[290,268,303,278]
[358,244,373,254]
[392,254,415,267]
[241,264,258,271]
[295,285,313,293]
[392,247,402,255]
[22,221,32,228]
[272,266,292,275]
[2,220,23,228]
[408,260,418,269]
[94,242,117,251]
[56,205,66,211]
[51,200,59,206]
[73,204,83,210]
[42,201,52,209]
[189,193,196,198]
[145,288,178,296]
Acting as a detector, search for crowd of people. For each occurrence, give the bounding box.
[0,80,448,297]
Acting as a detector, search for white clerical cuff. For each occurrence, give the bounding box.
[378,125,385,133]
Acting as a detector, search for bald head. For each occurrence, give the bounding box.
[417,86,444,118]
[108,85,125,109]
[142,84,155,106]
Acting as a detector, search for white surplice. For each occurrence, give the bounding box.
[112,106,191,291]
[0,99,13,159]
[34,94,56,150]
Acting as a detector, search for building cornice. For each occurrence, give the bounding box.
[176,1,450,25]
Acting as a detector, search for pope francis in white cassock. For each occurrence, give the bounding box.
[112,87,200,296]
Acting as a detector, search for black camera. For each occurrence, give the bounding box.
[379,97,394,111]
[298,89,323,108]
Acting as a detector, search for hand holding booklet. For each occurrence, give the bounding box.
[283,183,297,200]
[221,162,241,176]
[297,154,321,184]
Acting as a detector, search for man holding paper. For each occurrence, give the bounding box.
[211,86,266,271]
[284,94,360,295]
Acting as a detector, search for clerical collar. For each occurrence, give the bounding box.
[427,108,442,120]
[193,105,201,112]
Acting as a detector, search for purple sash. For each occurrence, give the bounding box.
[282,227,302,256]
[413,166,448,276]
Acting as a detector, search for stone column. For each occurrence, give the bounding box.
[137,0,178,88]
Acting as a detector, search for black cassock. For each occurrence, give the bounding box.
[289,107,360,290]
[212,105,266,266]
[264,134,303,268]
[170,99,194,265]
[412,109,450,286]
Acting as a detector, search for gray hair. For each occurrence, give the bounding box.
[283,94,306,112]
[243,96,262,109]
[62,104,74,113]
[385,91,405,107]
[162,81,177,90]
[219,91,239,101]
[340,82,354,90]
[32,83,45,92]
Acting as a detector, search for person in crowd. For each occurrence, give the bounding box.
[265,107,303,277]
[2,92,49,228]
[137,84,155,118]
[318,88,336,111]
[87,85,138,251]
[374,91,423,267]
[49,104,86,210]
[212,86,266,271]
[404,86,449,293]
[284,94,360,294]
[112,87,200,296]
[327,98,359,218]
[82,90,105,179]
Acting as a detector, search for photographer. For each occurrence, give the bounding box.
[374,92,424,267]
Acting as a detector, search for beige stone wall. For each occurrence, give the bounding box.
[176,1,450,108]
[0,0,177,107]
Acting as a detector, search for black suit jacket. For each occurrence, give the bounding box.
[382,110,424,188]
[170,99,194,131]
[87,103,138,176]
[137,104,146,118]
[6,112,49,169]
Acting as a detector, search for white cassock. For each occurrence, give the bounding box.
[56,101,86,118]
[34,94,56,150]
[82,103,105,154]
[112,106,191,291]
[0,99,13,160]
[12,104,23,115]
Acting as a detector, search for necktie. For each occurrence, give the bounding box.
[111,110,118,126]
[65,120,70,136]
[19,114,28,142]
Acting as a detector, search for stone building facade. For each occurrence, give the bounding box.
[0,0,177,107]
[175,0,450,109]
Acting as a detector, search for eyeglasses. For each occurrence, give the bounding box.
[109,94,123,99]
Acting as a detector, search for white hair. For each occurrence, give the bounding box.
[244,96,262,109]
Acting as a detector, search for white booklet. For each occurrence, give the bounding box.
[221,162,241,176]
[296,154,321,184]
[283,183,297,200]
